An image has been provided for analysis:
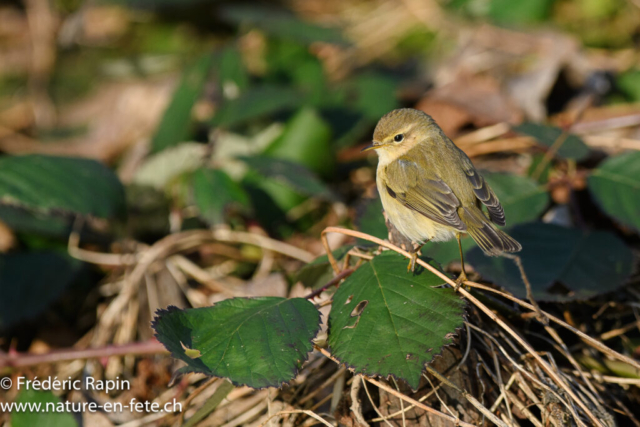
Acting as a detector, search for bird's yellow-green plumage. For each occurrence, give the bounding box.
[367,108,521,258]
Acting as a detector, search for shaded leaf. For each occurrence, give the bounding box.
[211,85,301,127]
[12,390,77,427]
[153,298,321,388]
[468,223,633,301]
[0,155,126,230]
[218,47,249,96]
[264,108,334,176]
[0,252,82,329]
[221,6,348,45]
[295,245,353,289]
[588,151,640,232]
[483,172,549,226]
[354,196,387,241]
[191,168,250,225]
[151,53,214,153]
[238,156,335,201]
[514,123,590,161]
[328,251,465,390]
[421,237,476,267]
[349,73,399,120]
[617,70,640,101]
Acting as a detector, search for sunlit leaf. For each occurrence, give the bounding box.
[588,151,640,232]
[153,298,321,388]
[264,108,334,176]
[468,223,633,301]
[328,251,465,390]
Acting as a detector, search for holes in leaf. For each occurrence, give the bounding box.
[345,295,353,305]
[343,300,368,330]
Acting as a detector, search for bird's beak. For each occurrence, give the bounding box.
[361,141,380,152]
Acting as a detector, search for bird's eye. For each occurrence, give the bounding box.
[394,134,404,142]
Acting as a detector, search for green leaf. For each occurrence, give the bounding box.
[617,70,640,101]
[0,252,82,328]
[421,237,476,267]
[295,246,353,289]
[264,108,334,176]
[483,173,549,226]
[151,53,214,153]
[488,0,554,24]
[221,6,348,45]
[354,196,387,241]
[0,155,125,232]
[134,142,206,190]
[514,123,590,161]
[211,85,301,127]
[588,151,640,232]
[153,298,321,388]
[12,390,78,427]
[349,73,399,120]
[468,223,633,301]
[238,156,335,201]
[191,168,250,225]
[218,47,249,96]
[328,251,465,390]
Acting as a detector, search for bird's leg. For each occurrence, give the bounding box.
[454,233,468,289]
[407,244,424,272]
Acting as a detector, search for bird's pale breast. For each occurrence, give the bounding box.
[376,170,457,244]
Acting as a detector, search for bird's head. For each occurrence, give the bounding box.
[362,108,439,162]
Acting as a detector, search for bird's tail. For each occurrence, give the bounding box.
[458,207,522,256]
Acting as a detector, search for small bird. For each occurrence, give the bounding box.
[362,108,521,285]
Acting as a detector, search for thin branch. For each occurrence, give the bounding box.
[0,340,166,368]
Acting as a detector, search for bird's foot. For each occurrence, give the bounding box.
[407,252,418,273]
[453,271,468,290]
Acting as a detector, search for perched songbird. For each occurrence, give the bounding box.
[362,108,521,284]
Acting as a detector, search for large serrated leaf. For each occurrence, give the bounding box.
[514,123,590,161]
[483,172,549,226]
[153,298,321,388]
[468,223,633,301]
[588,151,640,232]
[191,168,250,225]
[12,390,77,427]
[0,155,125,230]
[328,251,465,390]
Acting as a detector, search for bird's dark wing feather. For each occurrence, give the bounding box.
[459,152,506,226]
[383,157,466,231]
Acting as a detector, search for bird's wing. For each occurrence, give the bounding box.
[458,151,506,226]
[383,157,466,231]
